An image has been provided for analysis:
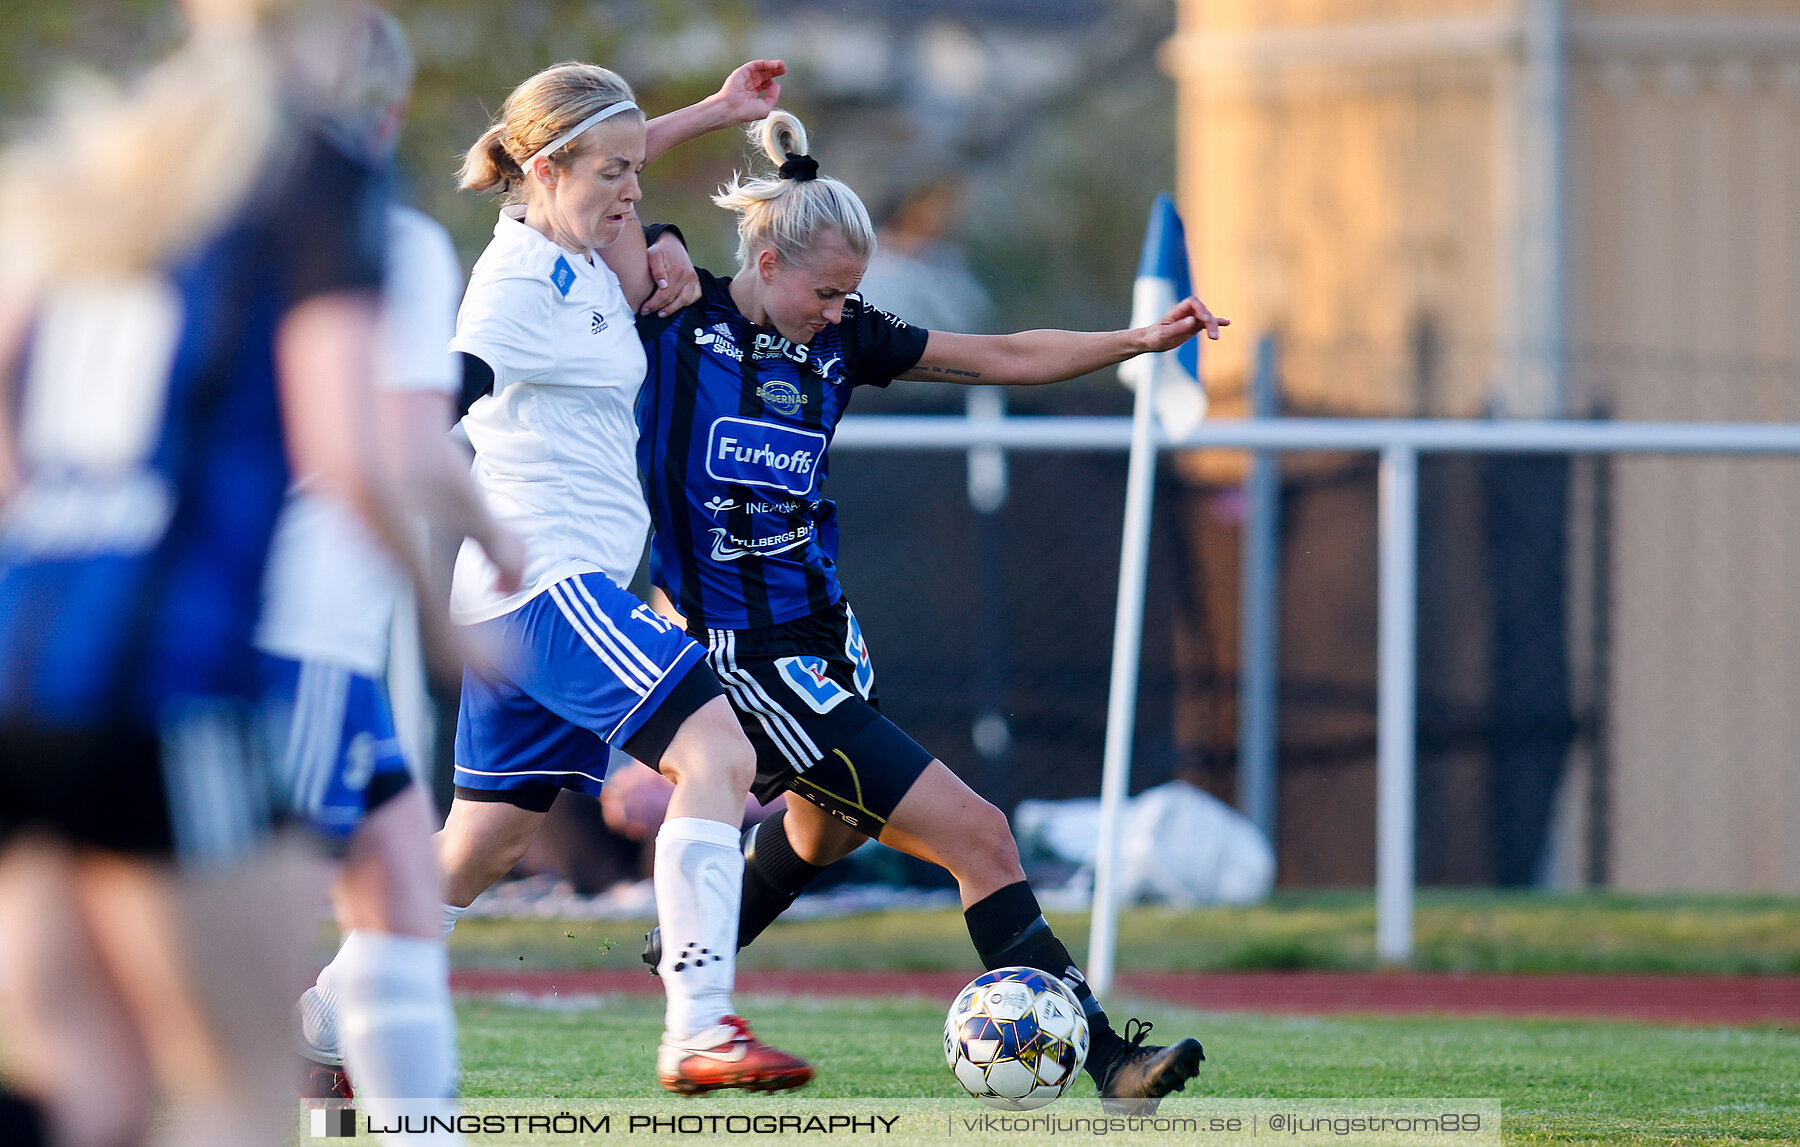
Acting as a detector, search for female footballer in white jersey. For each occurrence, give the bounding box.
[635,111,1225,1112]
[259,11,523,1136]
[434,59,812,1093]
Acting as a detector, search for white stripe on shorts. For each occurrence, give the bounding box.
[706,628,818,774]
[286,661,349,818]
[161,699,269,867]
[548,582,653,696]
[555,579,661,691]
[572,577,665,682]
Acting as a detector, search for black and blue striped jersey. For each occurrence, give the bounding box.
[0,126,386,730]
[637,270,927,631]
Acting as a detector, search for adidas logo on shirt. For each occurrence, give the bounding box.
[590,311,608,334]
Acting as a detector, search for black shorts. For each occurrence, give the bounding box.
[695,600,934,837]
[0,703,280,864]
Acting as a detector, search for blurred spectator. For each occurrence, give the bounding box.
[857,179,992,334]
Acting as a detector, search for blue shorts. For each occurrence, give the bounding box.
[453,573,717,804]
[262,655,413,844]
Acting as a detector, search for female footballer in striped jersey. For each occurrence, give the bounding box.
[636,110,1225,1112]
[432,58,814,1094]
[0,2,433,1143]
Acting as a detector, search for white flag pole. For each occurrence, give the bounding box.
[1086,345,1162,998]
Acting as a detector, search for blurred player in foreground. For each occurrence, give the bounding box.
[260,8,522,1138]
[301,57,816,1094]
[636,110,1224,1113]
[0,1,436,1144]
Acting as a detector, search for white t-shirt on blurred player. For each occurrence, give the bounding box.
[447,204,649,625]
[254,205,462,677]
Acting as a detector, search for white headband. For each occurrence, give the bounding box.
[525,101,641,172]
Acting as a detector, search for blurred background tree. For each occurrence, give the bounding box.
[0,0,1177,411]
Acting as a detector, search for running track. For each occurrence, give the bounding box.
[453,969,1799,1027]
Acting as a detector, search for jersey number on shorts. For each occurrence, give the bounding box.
[776,655,853,714]
[631,604,675,633]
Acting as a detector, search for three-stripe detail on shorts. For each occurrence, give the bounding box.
[548,579,665,696]
[283,661,351,820]
[705,627,819,775]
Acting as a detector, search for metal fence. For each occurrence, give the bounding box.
[828,398,1800,959]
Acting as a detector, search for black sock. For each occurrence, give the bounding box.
[964,881,1127,1082]
[0,1086,46,1147]
[736,807,827,949]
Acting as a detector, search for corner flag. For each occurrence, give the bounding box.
[1117,193,1207,439]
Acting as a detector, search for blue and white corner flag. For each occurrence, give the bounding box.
[1117,193,1207,439]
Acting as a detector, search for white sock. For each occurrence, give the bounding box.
[299,981,343,1065]
[301,905,464,1069]
[654,817,743,1040]
[332,930,461,1143]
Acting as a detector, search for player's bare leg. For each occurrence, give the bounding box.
[77,837,324,1147]
[875,761,1025,905]
[883,762,1201,1112]
[0,836,152,1147]
[437,797,547,908]
[687,760,1200,1111]
[650,697,810,1094]
[301,788,461,1139]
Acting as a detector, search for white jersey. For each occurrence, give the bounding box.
[447,204,648,625]
[254,205,462,677]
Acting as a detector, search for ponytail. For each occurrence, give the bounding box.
[713,110,875,272]
[0,33,280,289]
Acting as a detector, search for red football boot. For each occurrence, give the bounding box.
[656,1015,813,1095]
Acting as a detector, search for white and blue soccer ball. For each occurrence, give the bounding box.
[944,966,1089,1110]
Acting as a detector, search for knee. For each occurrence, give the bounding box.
[437,817,533,888]
[661,705,756,799]
[960,799,1022,874]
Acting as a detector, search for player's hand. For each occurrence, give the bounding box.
[642,231,701,317]
[710,59,785,125]
[1140,296,1228,353]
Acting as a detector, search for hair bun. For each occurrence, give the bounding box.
[778,153,818,181]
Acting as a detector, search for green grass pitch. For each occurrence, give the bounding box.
[456,995,1798,1144]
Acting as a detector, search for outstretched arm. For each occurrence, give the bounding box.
[898,297,1227,386]
[643,59,785,166]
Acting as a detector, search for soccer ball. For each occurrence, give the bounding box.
[943,966,1089,1110]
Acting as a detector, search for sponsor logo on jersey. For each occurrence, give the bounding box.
[756,378,807,415]
[550,255,577,297]
[753,332,810,364]
[702,495,801,519]
[705,417,826,497]
[811,354,844,385]
[776,655,854,714]
[693,322,743,360]
[862,298,908,328]
[1,471,175,558]
[748,498,801,514]
[589,311,608,334]
[706,525,813,562]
